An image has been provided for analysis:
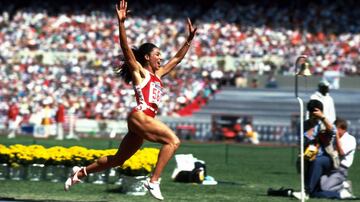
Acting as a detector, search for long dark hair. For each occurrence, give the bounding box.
[334,117,347,130]
[113,43,158,84]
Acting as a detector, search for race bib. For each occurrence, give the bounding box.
[149,81,163,105]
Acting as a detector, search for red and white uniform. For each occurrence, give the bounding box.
[132,70,164,117]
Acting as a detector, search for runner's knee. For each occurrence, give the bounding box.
[170,136,181,150]
[96,155,123,167]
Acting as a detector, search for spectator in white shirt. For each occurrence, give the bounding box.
[320,118,357,199]
[310,80,336,124]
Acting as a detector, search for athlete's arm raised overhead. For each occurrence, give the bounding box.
[157,18,197,78]
[116,0,143,84]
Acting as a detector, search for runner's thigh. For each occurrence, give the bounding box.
[128,115,178,144]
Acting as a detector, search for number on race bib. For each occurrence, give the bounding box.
[149,82,163,105]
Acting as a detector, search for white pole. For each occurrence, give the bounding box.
[297,97,305,202]
[294,54,310,202]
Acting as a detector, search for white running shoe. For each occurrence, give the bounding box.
[292,191,309,200]
[340,188,354,199]
[144,180,164,200]
[64,166,86,191]
[343,180,353,194]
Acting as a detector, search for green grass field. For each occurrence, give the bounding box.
[0,135,359,202]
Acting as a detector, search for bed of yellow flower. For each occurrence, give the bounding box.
[0,136,359,202]
[0,144,159,176]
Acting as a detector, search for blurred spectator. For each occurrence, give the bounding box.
[265,74,278,89]
[40,97,54,138]
[7,99,20,138]
[65,102,79,140]
[243,121,260,145]
[235,118,259,145]
[310,80,336,124]
[234,71,247,88]
[320,118,356,199]
[251,78,258,88]
[55,100,66,140]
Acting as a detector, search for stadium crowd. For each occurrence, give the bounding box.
[0,0,359,122]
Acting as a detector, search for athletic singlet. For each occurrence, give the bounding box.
[131,69,164,117]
